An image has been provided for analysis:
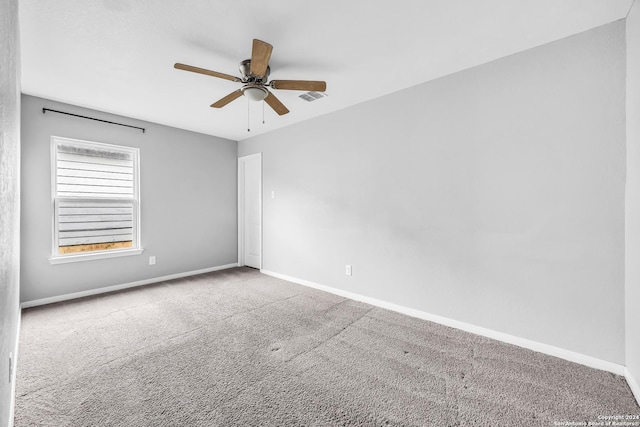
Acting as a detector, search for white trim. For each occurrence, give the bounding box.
[237,157,244,266]
[261,269,625,376]
[237,153,262,269]
[625,367,640,406]
[8,310,20,427]
[49,248,144,264]
[21,263,238,308]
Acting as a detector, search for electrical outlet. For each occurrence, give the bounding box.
[346,265,352,276]
[149,256,156,265]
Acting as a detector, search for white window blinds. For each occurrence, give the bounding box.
[55,143,135,198]
[52,137,140,258]
[56,199,134,249]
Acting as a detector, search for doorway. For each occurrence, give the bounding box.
[238,153,262,269]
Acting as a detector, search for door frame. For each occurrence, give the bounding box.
[237,153,262,268]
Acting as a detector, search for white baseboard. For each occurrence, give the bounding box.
[625,368,640,406]
[261,269,625,377]
[21,263,239,309]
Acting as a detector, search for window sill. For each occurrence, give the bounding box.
[49,248,144,265]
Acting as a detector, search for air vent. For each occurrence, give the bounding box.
[299,91,327,102]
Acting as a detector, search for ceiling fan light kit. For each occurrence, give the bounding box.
[174,39,327,128]
[241,85,268,102]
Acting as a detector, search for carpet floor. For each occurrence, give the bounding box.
[14,267,640,426]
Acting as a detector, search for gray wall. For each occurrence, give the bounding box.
[20,95,238,303]
[239,21,626,364]
[0,0,20,425]
[626,0,640,394]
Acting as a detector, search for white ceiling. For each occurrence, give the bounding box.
[19,0,634,142]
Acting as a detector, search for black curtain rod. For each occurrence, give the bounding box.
[42,108,145,133]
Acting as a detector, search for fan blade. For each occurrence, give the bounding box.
[270,80,326,92]
[174,63,240,82]
[264,91,289,115]
[211,90,243,108]
[250,39,273,78]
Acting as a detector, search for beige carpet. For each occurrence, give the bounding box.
[14,267,640,426]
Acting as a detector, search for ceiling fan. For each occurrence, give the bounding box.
[174,39,326,116]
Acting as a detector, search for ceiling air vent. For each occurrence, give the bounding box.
[299,91,326,102]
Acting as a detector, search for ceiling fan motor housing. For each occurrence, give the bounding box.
[239,59,270,83]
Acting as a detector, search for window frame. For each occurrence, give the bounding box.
[49,136,143,264]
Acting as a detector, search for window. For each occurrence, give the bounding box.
[50,136,142,263]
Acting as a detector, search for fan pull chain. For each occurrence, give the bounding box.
[262,100,265,125]
[247,98,250,132]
